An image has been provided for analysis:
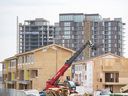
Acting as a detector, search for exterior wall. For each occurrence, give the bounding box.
[84,21,92,58]
[73,63,85,85]
[55,13,85,60]
[2,44,74,91]
[55,13,124,59]
[93,58,105,91]
[113,85,122,93]
[86,61,93,92]
[73,61,93,93]
[32,46,73,90]
[54,13,124,61]
[73,53,128,93]
[84,17,124,57]
[93,54,128,92]
[2,57,17,89]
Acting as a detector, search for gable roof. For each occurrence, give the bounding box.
[73,52,126,65]
[84,53,127,63]
[16,44,75,56]
[92,52,125,60]
[1,44,75,63]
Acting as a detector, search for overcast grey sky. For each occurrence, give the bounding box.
[0,0,128,70]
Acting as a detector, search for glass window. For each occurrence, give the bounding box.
[72,27,74,30]
[20,38,22,42]
[115,27,117,30]
[10,59,16,67]
[102,39,104,43]
[108,39,111,43]
[108,27,111,31]
[72,35,74,39]
[114,35,116,39]
[102,48,104,51]
[102,22,104,26]
[64,31,70,35]
[108,35,111,39]
[108,30,111,35]
[31,70,38,78]
[108,48,111,51]
[74,15,84,22]
[108,22,111,26]
[105,72,119,82]
[64,22,70,26]
[64,27,70,30]
[72,44,74,47]
[60,15,73,21]
[63,35,70,39]
[60,14,84,22]
[62,40,64,43]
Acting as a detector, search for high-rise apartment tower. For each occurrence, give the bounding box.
[84,14,125,57]
[17,18,55,53]
[55,13,85,60]
[55,13,125,58]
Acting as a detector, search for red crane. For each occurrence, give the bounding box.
[44,40,96,90]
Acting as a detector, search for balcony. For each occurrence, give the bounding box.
[17,69,37,89]
[5,72,16,85]
[18,80,31,85]
[18,69,38,80]
[18,70,31,86]
[5,80,15,85]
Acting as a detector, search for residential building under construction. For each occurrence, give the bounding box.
[73,53,128,93]
[2,44,74,91]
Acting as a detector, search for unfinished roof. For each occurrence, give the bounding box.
[73,52,126,65]
[92,52,125,60]
[1,44,75,62]
[16,44,75,56]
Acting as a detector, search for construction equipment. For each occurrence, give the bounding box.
[120,84,128,93]
[42,40,96,96]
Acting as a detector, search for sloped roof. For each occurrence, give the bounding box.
[2,44,75,62]
[16,44,75,56]
[2,55,17,62]
[73,52,126,65]
[92,52,125,60]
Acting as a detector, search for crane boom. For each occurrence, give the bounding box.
[44,40,95,90]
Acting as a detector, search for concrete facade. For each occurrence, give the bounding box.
[55,13,85,60]
[84,16,125,57]
[55,13,125,59]
[17,18,55,53]
[2,44,74,91]
[73,53,128,93]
